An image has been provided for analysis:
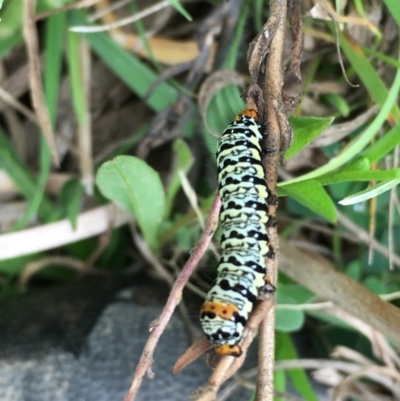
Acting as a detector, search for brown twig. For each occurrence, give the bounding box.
[123,195,221,401]
[249,0,292,400]
[23,0,59,166]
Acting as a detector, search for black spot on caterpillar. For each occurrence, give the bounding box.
[200,109,275,357]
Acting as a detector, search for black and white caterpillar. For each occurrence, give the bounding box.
[200,109,275,357]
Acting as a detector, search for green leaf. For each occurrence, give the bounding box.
[164,139,194,218]
[285,116,334,159]
[274,369,286,401]
[362,276,387,295]
[360,123,400,164]
[60,178,83,229]
[276,332,319,401]
[339,30,400,119]
[276,290,305,332]
[69,10,177,113]
[0,128,60,223]
[323,93,350,116]
[96,156,165,250]
[278,180,337,223]
[382,0,400,28]
[339,179,400,206]
[282,54,400,184]
[166,0,192,21]
[319,167,400,186]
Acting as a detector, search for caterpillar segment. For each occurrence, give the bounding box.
[200,109,275,357]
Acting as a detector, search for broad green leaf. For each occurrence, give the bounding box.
[285,116,334,159]
[276,332,319,401]
[60,178,83,229]
[362,276,387,295]
[278,180,337,223]
[339,179,400,206]
[96,156,165,250]
[277,284,315,304]
[164,139,194,218]
[276,291,305,332]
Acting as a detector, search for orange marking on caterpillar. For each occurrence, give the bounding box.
[235,109,258,120]
[200,301,239,320]
[214,344,242,357]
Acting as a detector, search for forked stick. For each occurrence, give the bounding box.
[123,195,221,401]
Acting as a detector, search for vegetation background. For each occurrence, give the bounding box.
[0,0,399,400]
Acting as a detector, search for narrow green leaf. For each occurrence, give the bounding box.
[339,179,400,206]
[60,178,84,229]
[69,10,177,113]
[279,180,337,223]
[0,31,21,58]
[67,31,88,127]
[224,0,250,69]
[166,0,192,21]
[164,139,194,218]
[13,13,65,230]
[382,0,400,27]
[339,30,400,119]
[323,93,350,116]
[276,333,319,401]
[360,123,400,164]
[318,167,400,186]
[96,156,165,250]
[282,59,400,185]
[285,116,334,159]
[0,128,59,222]
[274,369,286,401]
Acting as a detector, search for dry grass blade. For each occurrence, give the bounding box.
[19,256,99,287]
[0,86,38,124]
[0,204,131,260]
[279,239,400,346]
[71,0,173,33]
[23,0,60,166]
[76,39,94,193]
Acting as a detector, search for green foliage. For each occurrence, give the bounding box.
[96,156,165,251]
[285,116,334,159]
[59,178,83,230]
[1,7,400,400]
[276,332,319,401]
[279,180,336,223]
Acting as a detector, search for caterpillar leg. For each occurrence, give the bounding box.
[258,277,276,300]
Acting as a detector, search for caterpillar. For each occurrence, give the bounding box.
[200,109,275,357]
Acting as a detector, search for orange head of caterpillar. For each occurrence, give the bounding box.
[235,109,258,121]
[214,343,242,357]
